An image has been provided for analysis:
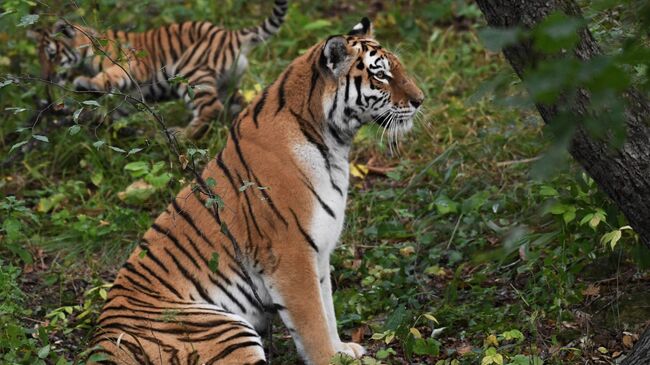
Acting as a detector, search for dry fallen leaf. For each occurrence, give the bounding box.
[351,325,368,343]
[349,163,369,179]
[622,335,634,348]
[179,154,189,170]
[582,284,600,297]
[457,344,473,356]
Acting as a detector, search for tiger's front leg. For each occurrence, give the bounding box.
[265,250,365,365]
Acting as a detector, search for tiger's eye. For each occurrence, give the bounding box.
[375,71,385,79]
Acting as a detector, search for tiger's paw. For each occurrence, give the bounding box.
[337,342,366,359]
[73,76,100,92]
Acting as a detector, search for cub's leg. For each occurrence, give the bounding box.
[176,68,224,139]
[87,302,265,365]
[265,251,364,365]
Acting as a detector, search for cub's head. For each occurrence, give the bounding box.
[319,17,424,139]
[27,21,85,81]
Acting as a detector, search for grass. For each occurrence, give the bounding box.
[1,0,649,364]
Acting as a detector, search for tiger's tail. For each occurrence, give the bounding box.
[240,0,288,44]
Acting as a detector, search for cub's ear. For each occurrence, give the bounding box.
[348,17,373,37]
[321,36,352,77]
[53,20,76,38]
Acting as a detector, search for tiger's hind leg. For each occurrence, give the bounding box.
[175,68,224,139]
[87,302,266,365]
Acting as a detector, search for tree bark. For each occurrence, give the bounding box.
[475,0,650,248]
[475,1,650,363]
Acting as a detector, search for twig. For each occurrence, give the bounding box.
[496,156,542,167]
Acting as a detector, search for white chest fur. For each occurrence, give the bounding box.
[292,140,349,255]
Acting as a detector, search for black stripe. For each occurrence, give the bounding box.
[151,223,201,270]
[276,66,292,114]
[253,88,268,127]
[354,76,363,106]
[136,260,184,299]
[303,181,336,219]
[345,73,351,102]
[206,341,263,365]
[163,247,215,305]
[290,209,319,252]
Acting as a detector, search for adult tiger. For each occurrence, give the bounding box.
[87,17,423,365]
[27,0,288,139]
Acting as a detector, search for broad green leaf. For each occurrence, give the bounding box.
[32,134,49,143]
[18,14,39,27]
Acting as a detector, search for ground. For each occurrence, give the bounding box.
[1,1,649,364]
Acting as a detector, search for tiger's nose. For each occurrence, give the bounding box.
[410,94,424,108]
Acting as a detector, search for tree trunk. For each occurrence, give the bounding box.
[475,0,650,248]
[474,0,650,363]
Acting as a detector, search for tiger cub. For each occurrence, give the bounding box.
[87,17,423,365]
[27,0,288,139]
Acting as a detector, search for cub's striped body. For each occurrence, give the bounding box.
[88,18,423,365]
[28,1,288,138]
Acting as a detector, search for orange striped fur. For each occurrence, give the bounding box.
[86,18,423,365]
[28,0,288,139]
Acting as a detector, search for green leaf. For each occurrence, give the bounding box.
[73,107,83,122]
[9,141,28,153]
[91,172,103,187]
[206,177,217,187]
[127,148,143,156]
[412,338,441,356]
[533,12,585,53]
[208,252,219,273]
[435,195,459,215]
[124,161,150,176]
[37,345,50,359]
[82,100,101,107]
[32,134,49,143]
[68,125,81,135]
[93,140,105,149]
[109,146,126,153]
[18,14,39,27]
[2,218,22,241]
[539,186,559,197]
[146,172,172,188]
[478,27,521,52]
[239,181,255,192]
[303,19,332,31]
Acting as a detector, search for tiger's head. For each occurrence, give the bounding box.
[27,21,87,82]
[319,17,424,141]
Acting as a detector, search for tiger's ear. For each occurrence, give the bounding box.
[348,17,373,37]
[53,20,76,38]
[321,36,352,78]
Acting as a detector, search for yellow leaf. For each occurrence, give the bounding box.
[485,334,499,347]
[424,313,439,324]
[400,246,415,257]
[349,163,369,179]
[242,89,257,103]
[597,346,608,354]
[409,327,422,339]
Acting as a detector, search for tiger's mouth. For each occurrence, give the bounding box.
[373,107,417,130]
[371,107,418,154]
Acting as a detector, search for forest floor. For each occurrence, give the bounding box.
[1,1,649,364]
